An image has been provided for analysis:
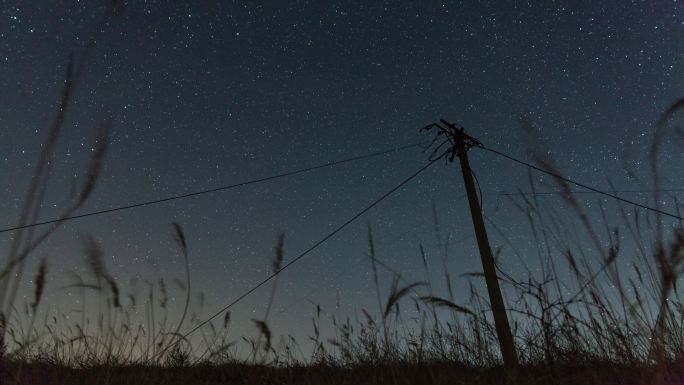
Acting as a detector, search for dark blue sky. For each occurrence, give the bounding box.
[1,0,682,350]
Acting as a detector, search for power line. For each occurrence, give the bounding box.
[0,142,423,235]
[480,146,684,221]
[492,189,684,197]
[155,158,438,359]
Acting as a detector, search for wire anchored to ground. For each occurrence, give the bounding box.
[155,158,438,360]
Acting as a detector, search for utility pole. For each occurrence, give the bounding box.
[423,120,518,371]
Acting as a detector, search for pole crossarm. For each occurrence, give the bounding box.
[421,119,483,162]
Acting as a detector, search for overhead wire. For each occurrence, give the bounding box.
[0,142,423,235]
[480,146,684,221]
[491,189,684,197]
[476,144,684,305]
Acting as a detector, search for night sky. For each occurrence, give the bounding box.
[1,1,683,350]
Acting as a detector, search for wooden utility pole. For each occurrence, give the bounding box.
[423,120,518,371]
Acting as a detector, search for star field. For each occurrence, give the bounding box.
[0,0,682,348]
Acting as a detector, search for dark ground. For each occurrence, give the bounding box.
[3,361,684,385]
